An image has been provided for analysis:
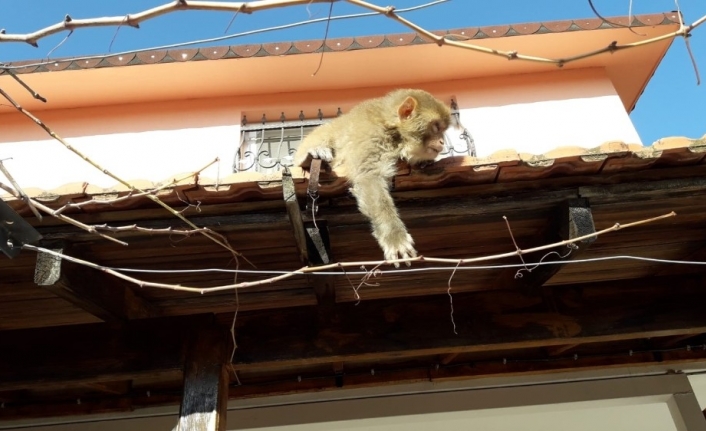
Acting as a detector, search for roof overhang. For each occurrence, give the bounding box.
[0,13,680,114]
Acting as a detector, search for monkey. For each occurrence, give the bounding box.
[294,89,451,266]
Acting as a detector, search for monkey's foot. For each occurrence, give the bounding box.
[380,232,417,268]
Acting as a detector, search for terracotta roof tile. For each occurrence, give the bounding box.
[513,22,542,35]
[354,35,385,48]
[325,37,354,51]
[479,25,511,38]
[387,33,417,46]
[167,48,199,62]
[293,40,324,53]
[231,44,262,57]
[200,46,230,60]
[105,54,135,67]
[262,42,293,55]
[541,20,573,33]
[136,50,168,64]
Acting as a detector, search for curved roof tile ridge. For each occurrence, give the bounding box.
[0,12,680,76]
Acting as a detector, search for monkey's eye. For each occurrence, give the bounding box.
[431,122,440,133]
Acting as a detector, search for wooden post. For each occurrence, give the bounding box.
[176,326,230,431]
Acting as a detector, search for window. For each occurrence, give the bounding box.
[233,114,329,174]
[234,100,475,174]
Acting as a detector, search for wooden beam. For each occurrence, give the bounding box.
[176,324,230,431]
[493,198,596,291]
[282,169,309,264]
[34,246,159,323]
[232,275,706,370]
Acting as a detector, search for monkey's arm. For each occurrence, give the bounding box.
[350,173,416,266]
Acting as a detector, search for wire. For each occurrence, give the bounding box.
[1,0,448,70]
[103,254,706,276]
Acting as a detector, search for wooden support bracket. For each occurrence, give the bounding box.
[34,244,159,324]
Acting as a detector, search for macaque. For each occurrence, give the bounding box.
[294,89,451,266]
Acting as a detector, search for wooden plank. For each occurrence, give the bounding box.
[231,275,706,370]
[35,247,159,323]
[176,324,230,431]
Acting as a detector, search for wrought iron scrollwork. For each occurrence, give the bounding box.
[234,116,328,173]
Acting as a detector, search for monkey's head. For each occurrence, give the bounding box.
[390,89,451,165]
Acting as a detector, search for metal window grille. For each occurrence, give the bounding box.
[234,100,475,173]
[233,116,329,173]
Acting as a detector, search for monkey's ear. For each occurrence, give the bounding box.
[397,96,417,119]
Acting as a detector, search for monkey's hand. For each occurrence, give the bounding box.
[377,228,417,268]
[293,145,334,168]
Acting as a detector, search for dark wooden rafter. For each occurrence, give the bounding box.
[282,169,309,264]
[284,159,336,310]
[34,245,159,324]
[177,321,230,431]
[493,198,596,291]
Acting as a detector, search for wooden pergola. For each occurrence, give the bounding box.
[2,137,706,429]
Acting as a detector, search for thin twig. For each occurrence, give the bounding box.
[447,261,460,335]
[344,0,706,67]
[22,212,676,294]
[0,0,333,46]
[0,160,42,220]
[312,0,334,76]
[673,0,701,85]
[503,216,527,270]
[45,29,73,58]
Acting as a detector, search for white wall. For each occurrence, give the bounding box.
[453,68,642,157]
[0,98,240,195]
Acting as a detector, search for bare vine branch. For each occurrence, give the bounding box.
[23,212,676,294]
[346,0,706,66]
[0,181,127,246]
[0,0,333,46]
[52,157,218,215]
[0,85,250,265]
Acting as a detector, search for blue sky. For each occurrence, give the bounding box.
[0,0,704,145]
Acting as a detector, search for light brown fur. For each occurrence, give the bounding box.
[294,89,451,265]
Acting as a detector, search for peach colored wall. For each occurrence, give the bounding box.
[0,67,640,193]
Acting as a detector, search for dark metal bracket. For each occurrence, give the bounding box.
[0,198,42,258]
